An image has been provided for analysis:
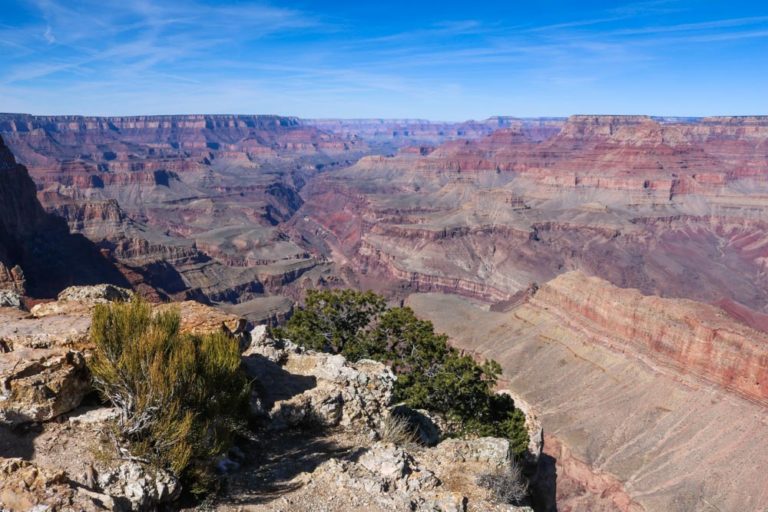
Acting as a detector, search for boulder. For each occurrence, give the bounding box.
[157,300,250,339]
[0,348,91,425]
[97,461,180,511]
[0,306,92,350]
[244,335,395,430]
[0,458,114,511]
[31,284,133,317]
[0,289,22,309]
[58,284,133,304]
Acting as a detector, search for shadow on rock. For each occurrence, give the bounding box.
[530,452,558,512]
[0,422,39,460]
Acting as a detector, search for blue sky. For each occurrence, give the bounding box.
[1,0,767,119]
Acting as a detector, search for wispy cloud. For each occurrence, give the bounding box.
[0,0,767,118]
[43,25,55,43]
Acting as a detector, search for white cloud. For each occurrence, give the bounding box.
[43,24,55,43]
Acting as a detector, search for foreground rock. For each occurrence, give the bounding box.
[0,347,90,425]
[0,306,91,351]
[0,458,115,511]
[30,284,133,317]
[244,334,395,430]
[217,331,534,511]
[308,437,531,512]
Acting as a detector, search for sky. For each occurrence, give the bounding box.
[0,0,767,120]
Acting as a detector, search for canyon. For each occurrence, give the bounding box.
[2,113,768,510]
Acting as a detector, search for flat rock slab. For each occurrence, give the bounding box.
[0,307,92,351]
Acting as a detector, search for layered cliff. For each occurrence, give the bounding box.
[407,272,768,512]
[0,135,128,297]
[297,115,768,316]
[532,271,768,404]
[0,114,371,305]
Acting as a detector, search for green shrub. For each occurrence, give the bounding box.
[89,298,251,494]
[275,289,529,456]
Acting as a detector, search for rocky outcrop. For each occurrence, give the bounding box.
[244,333,395,430]
[234,330,538,511]
[0,348,90,425]
[293,437,532,512]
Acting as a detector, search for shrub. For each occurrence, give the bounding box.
[477,460,529,505]
[379,413,418,447]
[89,298,251,494]
[280,289,385,354]
[275,289,529,455]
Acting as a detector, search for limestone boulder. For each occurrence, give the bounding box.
[0,289,22,309]
[31,284,133,317]
[97,461,180,511]
[0,348,91,425]
[0,307,91,350]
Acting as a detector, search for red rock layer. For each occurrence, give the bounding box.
[395,115,768,197]
[532,271,768,405]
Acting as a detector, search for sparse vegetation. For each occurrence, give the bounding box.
[275,289,530,455]
[477,460,529,505]
[380,413,419,447]
[89,298,251,494]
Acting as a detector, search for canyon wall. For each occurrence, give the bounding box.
[0,135,128,296]
[0,114,367,305]
[408,272,768,511]
[298,115,768,316]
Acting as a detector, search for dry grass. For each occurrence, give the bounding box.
[379,413,418,447]
[476,460,529,505]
